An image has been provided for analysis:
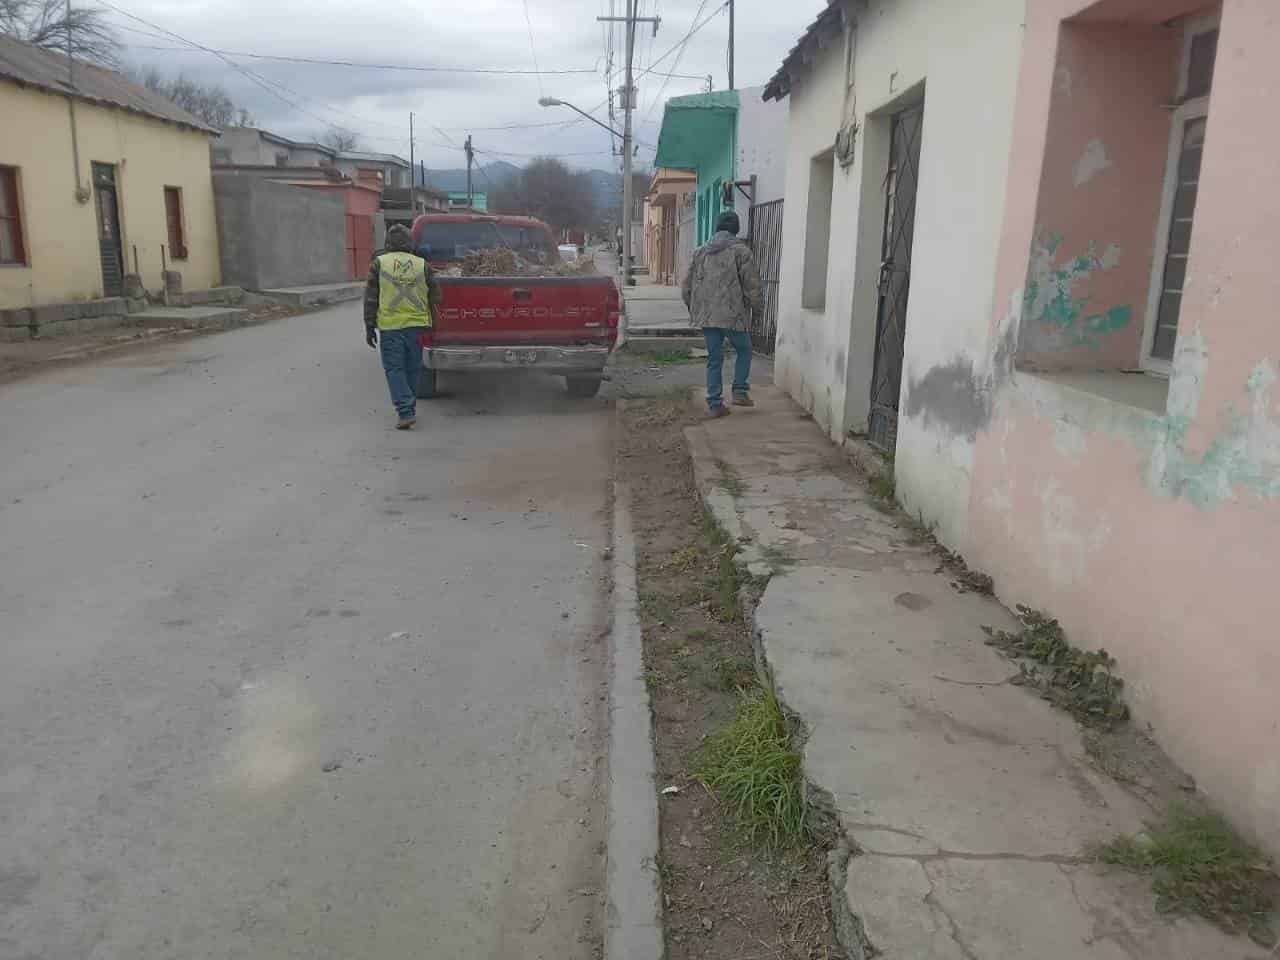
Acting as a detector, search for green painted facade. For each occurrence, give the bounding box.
[653,90,739,245]
[446,191,488,212]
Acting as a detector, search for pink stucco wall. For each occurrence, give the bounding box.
[1017,22,1178,370]
[966,0,1280,854]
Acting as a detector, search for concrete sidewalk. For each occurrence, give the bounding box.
[621,279,694,337]
[684,383,1267,959]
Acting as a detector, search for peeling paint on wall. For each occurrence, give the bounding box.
[1150,357,1280,507]
[902,292,1021,440]
[1023,231,1130,350]
[1073,139,1112,187]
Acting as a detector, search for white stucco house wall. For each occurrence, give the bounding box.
[767,0,1025,547]
[732,85,789,223]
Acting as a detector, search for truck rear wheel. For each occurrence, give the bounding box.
[415,366,438,399]
[565,376,603,398]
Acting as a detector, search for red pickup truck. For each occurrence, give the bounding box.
[409,213,620,398]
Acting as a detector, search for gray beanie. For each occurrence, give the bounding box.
[715,211,741,235]
[386,224,413,252]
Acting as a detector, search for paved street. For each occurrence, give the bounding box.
[0,305,612,959]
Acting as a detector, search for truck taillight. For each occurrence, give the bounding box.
[607,309,620,329]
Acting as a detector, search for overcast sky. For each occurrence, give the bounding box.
[99,0,821,175]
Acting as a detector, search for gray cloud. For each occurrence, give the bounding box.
[109,0,822,170]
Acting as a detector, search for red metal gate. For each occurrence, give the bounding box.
[346,214,373,280]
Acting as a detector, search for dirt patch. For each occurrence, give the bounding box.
[619,392,844,959]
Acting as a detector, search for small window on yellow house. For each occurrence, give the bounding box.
[0,165,27,266]
[164,186,188,261]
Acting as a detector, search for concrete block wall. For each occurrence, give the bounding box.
[0,297,134,340]
[213,175,348,291]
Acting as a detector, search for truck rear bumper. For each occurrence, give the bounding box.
[426,345,610,375]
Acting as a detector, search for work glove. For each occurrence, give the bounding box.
[365,325,378,349]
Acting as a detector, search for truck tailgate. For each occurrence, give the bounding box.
[434,276,619,347]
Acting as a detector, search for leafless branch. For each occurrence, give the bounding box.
[0,0,121,66]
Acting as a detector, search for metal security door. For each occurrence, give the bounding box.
[868,104,923,450]
[92,163,124,297]
[747,199,784,355]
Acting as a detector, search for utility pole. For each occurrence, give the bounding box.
[598,3,659,287]
[464,135,474,207]
[622,0,635,286]
[728,0,735,90]
[408,112,415,193]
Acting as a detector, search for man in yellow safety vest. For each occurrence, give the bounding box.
[364,224,439,429]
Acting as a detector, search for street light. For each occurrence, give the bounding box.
[539,96,635,286]
[538,97,625,140]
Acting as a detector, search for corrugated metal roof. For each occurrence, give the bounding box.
[653,89,739,171]
[0,34,217,134]
[664,89,741,112]
[763,0,848,102]
[337,150,410,167]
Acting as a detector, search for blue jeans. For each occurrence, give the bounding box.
[379,327,424,419]
[703,327,752,409]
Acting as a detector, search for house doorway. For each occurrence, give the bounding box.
[868,103,923,451]
[92,162,124,297]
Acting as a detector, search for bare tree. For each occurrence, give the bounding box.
[320,128,361,152]
[490,158,597,235]
[0,0,121,66]
[132,66,254,129]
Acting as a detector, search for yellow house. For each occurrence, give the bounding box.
[0,35,221,315]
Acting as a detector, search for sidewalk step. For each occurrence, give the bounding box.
[135,306,249,331]
[256,282,364,307]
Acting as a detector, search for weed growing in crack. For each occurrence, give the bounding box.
[757,543,795,574]
[867,471,896,503]
[713,461,747,498]
[1097,807,1278,945]
[699,509,743,622]
[982,605,1128,729]
[693,688,808,850]
[699,654,756,693]
[647,347,694,364]
[662,545,702,574]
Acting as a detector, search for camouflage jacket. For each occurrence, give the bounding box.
[681,231,765,332]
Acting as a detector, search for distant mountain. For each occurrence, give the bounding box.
[416,161,520,193]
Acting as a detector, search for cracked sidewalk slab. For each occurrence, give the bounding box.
[684,384,1267,960]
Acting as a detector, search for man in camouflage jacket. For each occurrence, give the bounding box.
[681,211,765,416]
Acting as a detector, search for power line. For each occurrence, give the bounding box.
[114,19,414,149]
[115,39,597,75]
[100,0,374,142]
[642,0,712,121]
[474,147,619,160]
[522,0,545,98]
[437,119,584,132]
[635,0,728,84]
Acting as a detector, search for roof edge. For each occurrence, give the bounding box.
[763,0,848,102]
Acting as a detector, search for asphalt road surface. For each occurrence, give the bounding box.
[0,305,613,959]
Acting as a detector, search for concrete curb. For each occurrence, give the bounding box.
[682,406,871,960]
[606,402,665,960]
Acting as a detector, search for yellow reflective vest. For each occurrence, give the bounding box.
[375,252,432,330]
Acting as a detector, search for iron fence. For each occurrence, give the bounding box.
[747,199,784,355]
